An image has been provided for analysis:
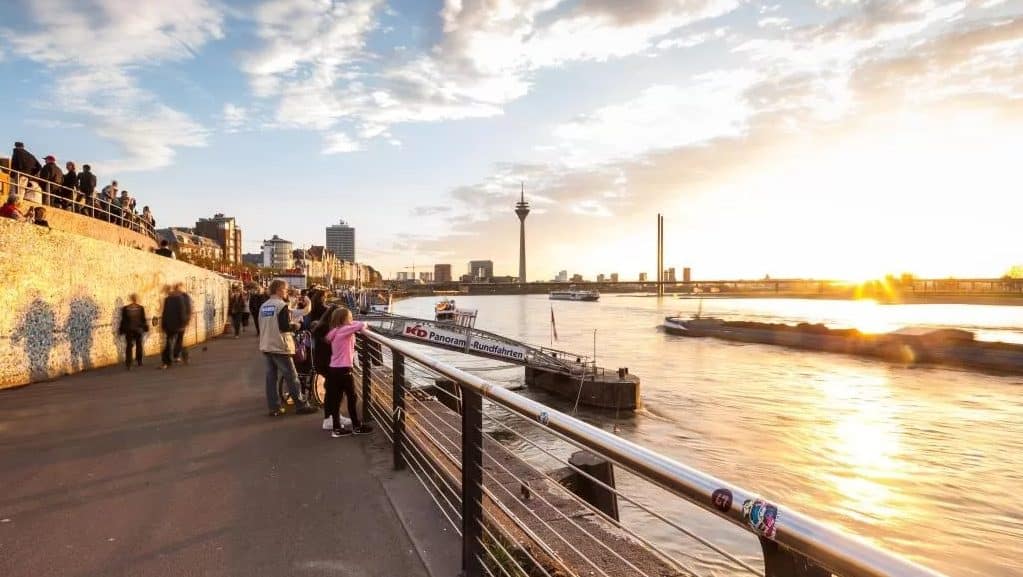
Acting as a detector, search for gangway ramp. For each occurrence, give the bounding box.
[358,314,640,410]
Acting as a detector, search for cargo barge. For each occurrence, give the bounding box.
[663,315,1023,373]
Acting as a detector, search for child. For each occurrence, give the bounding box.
[324,308,374,437]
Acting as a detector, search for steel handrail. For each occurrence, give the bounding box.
[359,327,947,577]
[2,165,157,240]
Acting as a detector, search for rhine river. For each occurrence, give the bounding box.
[392,295,1022,577]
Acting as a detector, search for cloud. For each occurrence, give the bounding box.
[0,0,223,171]
[241,0,740,148]
[322,132,362,154]
[222,103,248,132]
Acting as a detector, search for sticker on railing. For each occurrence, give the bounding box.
[537,411,550,425]
[711,488,733,512]
[743,498,778,539]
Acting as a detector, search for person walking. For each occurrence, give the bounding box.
[249,288,268,336]
[77,164,96,217]
[38,155,63,207]
[229,286,247,338]
[159,285,188,369]
[119,294,148,369]
[323,307,373,437]
[258,279,316,417]
[173,282,192,364]
[11,142,40,198]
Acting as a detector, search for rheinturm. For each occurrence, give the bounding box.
[515,183,530,283]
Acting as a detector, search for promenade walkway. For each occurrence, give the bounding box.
[0,331,453,577]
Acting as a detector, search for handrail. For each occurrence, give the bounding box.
[1,165,158,241]
[359,327,947,577]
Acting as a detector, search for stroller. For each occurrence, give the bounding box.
[279,330,324,407]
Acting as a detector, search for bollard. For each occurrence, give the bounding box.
[567,450,619,521]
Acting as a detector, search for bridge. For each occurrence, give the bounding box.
[357,313,641,410]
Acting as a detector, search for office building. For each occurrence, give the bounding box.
[610,273,619,283]
[555,270,568,282]
[468,260,494,281]
[194,213,242,264]
[597,274,606,283]
[683,267,692,283]
[664,267,677,283]
[326,220,356,262]
[434,264,452,283]
[262,235,294,270]
[639,272,648,282]
[419,272,434,283]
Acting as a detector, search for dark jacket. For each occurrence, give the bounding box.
[160,292,191,332]
[77,170,96,196]
[39,163,63,194]
[248,293,268,317]
[119,303,149,335]
[11,147,40,176]
[229,292,247,314]
[62,170,78,195]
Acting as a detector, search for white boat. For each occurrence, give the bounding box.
[549,289,600,302]
[435,298,478,327]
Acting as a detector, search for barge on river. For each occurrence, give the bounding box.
[663,315,1023,373]
[550,289,600,301]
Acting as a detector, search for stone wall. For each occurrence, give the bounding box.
[0,218,231,389]
[26,199,159,252]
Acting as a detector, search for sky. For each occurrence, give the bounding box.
[1,0,1021,281]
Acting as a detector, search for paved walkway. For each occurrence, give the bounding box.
[0,331,447,577]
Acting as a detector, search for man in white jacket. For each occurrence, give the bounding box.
[259,280,317,417]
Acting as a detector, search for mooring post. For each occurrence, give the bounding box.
[392,350,406,471]
[461,387,484,577]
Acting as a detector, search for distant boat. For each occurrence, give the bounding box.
[435,297,478,327]
[549,289,600,302]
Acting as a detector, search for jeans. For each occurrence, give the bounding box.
[162,330,183,365]
[125,331,144,367]
[265,353,305,412]
[231,312,244,336]
[325,366,360,430]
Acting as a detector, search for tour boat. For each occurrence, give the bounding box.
[549,289,600,302]
[435,298,478,327]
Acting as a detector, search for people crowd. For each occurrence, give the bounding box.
[1,141,157,236]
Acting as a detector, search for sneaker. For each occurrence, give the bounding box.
[296,404,318,415]
[331,428,352,438]
[268,409,285,417]
[159,364,169,370]
[352,424,374,435]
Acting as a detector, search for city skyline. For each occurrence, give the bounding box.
[1,2,1021,280]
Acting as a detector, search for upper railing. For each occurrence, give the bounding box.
[353,327,949,577]
[2,165,158,241]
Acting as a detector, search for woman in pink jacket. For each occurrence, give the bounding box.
[324,308,374,437]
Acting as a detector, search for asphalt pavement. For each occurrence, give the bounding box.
[0,330,439,577]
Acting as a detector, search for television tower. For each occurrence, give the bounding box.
[515,182,530,283]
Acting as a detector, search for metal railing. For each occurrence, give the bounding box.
[1,165,158,241]
[353,328,948,577]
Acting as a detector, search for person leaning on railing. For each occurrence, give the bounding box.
[11,142,40,197]
[39,155,63,207]
[61,161,78,211]
[77,164,96,217]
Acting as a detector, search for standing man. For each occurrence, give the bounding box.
[174,282,192,364]
[159,285,187,369]
[39,155,63,207]
[100,180,117,221]
[118,294,148,370]
[259,279,316,416]
[61,161,78,211]
[77,164,96,217]
[11,142,40,198]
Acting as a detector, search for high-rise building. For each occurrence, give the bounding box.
[434,264,452,283]
[325,220,356,262]
[639,272,648,282]
[396,271,410,281]
[664,267,677,283]
[683,267,692,282]
[419,272,434,283]
[515,183,530,283]
[468,260,494,281]
[194,213,242,264]
[610,273,619,283]
[597,274,606,283]
[556,270,568,282]
[262,235,294,270]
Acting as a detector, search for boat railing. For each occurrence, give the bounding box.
[354,328,948,577]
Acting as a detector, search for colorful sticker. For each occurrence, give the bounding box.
[711,489,733,513]
[538,411,550,425]
[742,498,778,540]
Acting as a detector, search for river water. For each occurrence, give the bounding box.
[391,295,1023,577]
